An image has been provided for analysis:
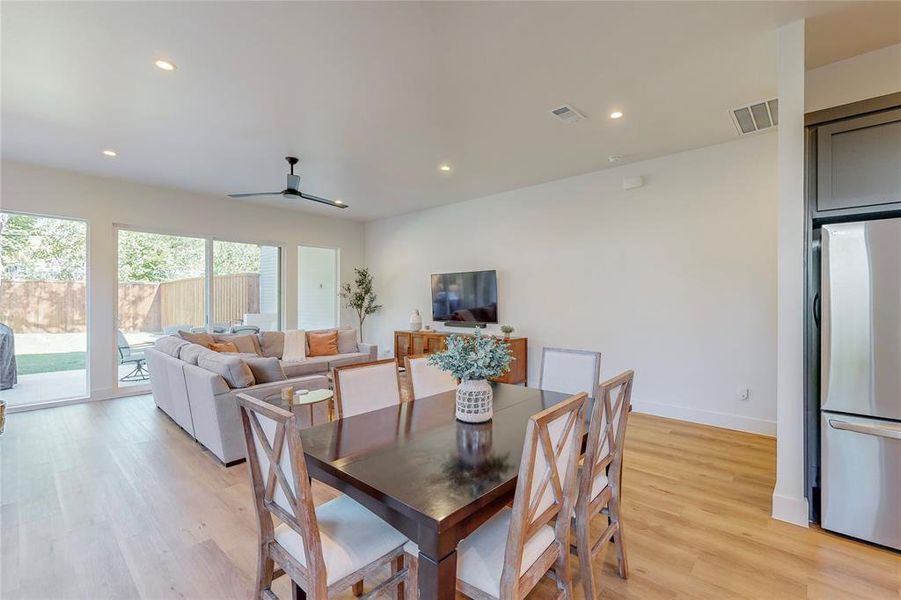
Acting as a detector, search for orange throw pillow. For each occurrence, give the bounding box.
[307,331,338,356]
[208,341,239,353]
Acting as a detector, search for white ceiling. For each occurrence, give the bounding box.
[2,1,898,221]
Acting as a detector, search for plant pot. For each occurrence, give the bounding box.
[456,379,493,423]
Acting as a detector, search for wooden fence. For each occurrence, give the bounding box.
[0,274,260,333]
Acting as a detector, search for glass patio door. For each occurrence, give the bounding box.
[0,212,88,408]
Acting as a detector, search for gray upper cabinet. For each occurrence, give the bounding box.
[817,108,901,212]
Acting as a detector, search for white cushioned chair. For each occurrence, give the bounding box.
[333,358,402,418]
[404,354,457,400]
[456,392,587,599]
[236,393,413,599]
[573,370,635,600]
[538,347,602,398]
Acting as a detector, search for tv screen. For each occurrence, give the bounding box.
[431,270,498,323]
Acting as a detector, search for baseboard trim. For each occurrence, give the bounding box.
[771,493,810,527]
[631,400,776,436]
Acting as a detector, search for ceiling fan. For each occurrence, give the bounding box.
[228,156,347,209]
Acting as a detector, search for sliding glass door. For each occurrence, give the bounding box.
[115,230,282,392]
[117,230,207,388]
[298,246,338,330]
[212,240,281,332]
[0,212,88,408]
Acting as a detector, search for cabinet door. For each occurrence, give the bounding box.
[426,334,445,354]
[411,334,427,355]
[817,108,901,212]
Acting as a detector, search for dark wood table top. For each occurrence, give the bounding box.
[299,384,575,543]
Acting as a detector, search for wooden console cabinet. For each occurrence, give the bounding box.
[394,330,528,385]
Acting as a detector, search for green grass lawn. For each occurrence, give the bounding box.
[15,352,87,375]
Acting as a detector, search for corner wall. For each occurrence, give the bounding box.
[366,133,778,435]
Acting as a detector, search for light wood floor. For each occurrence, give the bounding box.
[1,395,898,599]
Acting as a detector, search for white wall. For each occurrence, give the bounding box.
[366,133,778,435]
[806,43,901,112]
[0,160,365,404]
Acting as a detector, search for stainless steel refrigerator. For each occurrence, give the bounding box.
[821,219,901,550]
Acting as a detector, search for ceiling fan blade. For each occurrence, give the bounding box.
[300,192,348,208]
[228,192,283,198]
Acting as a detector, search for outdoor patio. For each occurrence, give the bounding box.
[0,364,146,409]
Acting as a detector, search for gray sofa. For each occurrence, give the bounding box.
[146,327,377,465]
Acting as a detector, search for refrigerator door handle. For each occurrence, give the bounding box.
[828,418,901,440]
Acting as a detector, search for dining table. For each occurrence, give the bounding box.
[298,382,577,600]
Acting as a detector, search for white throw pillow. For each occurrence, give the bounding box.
[283,329,307,362]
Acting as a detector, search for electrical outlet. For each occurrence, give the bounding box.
[736,387,750,401]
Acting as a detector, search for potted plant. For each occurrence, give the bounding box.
[427,328,513,423]
[340,267,382,343]
[500,324,514,340]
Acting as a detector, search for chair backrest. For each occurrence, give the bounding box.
[501,392,586,598]
[404,354,457,400]
[539,347,602,398]
[236,393,328,595]
[579,370,634,506]
[333,358,402,419]
[116,330,130,358]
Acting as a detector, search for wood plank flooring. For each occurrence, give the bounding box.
[1,394,898,599]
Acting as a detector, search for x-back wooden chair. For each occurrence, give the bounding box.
[455,392,587,600]
[572,370,635,600]
[237,393,412,599]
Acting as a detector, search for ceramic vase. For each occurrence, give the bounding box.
[455,379,493,423]
[409,309,423,331]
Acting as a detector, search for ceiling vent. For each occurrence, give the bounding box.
[730,98,778,135]
[550,104,586,124]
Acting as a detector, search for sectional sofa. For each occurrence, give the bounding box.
[146,326,377,465]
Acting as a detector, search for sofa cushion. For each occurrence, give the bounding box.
[328,352,370,370]
[180,343,213,366]
[337,329,358,354]
[209,341,239,353]
[308,331,339,357]
[242,356,287,384]
[154,336,189,358]
[197,351,256,389]
[281,355,332,378]
[214,333,261,355]
[260,331,285,359]
[179,330,215,347]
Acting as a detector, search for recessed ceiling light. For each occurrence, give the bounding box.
[103,150,117,157]
[155,59,176,71]
[439,164,451,172]
[610,111,624,119]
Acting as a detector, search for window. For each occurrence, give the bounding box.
[298,246,338,330]
[213,240,281,332]
[0,212,88,407]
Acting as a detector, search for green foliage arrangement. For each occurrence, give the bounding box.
[427,328,513,381]
[340,267,382,342]
[500,324,514,335]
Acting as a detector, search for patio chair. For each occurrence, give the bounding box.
[117,330,150,382]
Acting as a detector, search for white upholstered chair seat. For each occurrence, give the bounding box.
[274,495,407,586]
[456,507,556,598]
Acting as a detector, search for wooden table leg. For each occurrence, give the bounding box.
[418,549,457,600]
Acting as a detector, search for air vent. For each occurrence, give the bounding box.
[550,104,586,124]
[730,98,778,135]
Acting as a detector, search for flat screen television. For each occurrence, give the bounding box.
[431,270,498,324]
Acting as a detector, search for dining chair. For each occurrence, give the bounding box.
[236,393,412,599]
[572,370,635,600]
[538,347,602,398]
[404,354,457,400]
[455,392,587,600]
[333,358,403,419]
